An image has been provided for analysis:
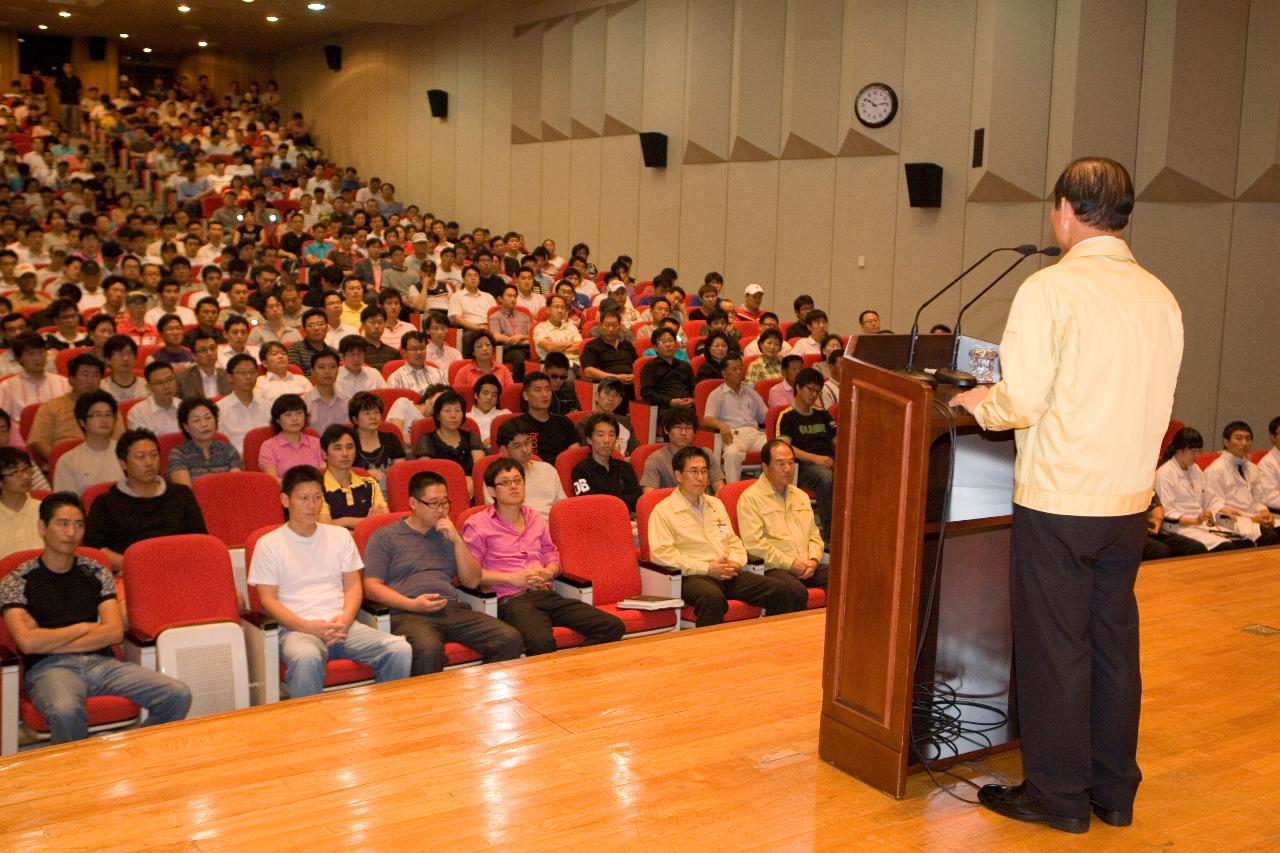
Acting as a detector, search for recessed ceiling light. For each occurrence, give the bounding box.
[178,4,191,12]
[266,15,279,22]
[143,47,153,53]
[38,24,48,30]
[120,33,129,38]
[197,40,208,47]
[243,0,254,3]
[58,11,72,17]
[307,3,326,11]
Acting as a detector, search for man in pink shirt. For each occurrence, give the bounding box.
[461,457,624,655]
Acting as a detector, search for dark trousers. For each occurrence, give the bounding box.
[681,571,802,627]
[497,588,625,656]
[765,564,829,611]
[1010,504,1146,819]
[797,462,834,541]
[391,603,525,676]
[1142,531,1207,561]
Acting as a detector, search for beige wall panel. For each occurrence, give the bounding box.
[831,157,898,329]
[568,138,605,252]
[401,35,434,209]
[955,204,1052,344]
[481,6,514,228]
[890,0,977,330]
[382,42,412,197]
[0,33,18,88]
[511,22,544,143]
[1128,204,1233,433]
[70,37,121,98]
[509,144,543,240]
[1218,204,1280,435]
[838,0,908,156]
[598,135,642,268]
[1137,0,1249,200]
[678,164,729,280]
[174,52,273,102]
[454,12,487,226]
[724,161,780,290]
[683,0,734,163]
[637,0,687,275]
[352,33,389,179]
[781,0,843,157]
[773,159,837,321]
[571,7,607,137]
[603,0,646,136]
[539,140,573,247]
[967,0,1055,201]
[1045,0,1146,184]
[541,15,574,140]
[729,0,786,160]
[1236,1,1280,199]
[428,21,460,219]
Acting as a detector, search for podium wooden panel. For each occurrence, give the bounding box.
[818,353,1018,798]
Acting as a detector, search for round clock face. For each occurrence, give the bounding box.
[855,83,898,129]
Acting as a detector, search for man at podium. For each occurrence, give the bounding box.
[952,158,1183,834]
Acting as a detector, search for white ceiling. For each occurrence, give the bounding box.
[2,0,478,62]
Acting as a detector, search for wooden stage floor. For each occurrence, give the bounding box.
[2,548,1279,851]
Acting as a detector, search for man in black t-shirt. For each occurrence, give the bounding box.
[776,367,836,540]
[517,373,579,465]
[0,493,191,745]
[570,413,642,512]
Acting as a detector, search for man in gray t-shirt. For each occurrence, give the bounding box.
[361,470,523,674]
[640,407,726,494]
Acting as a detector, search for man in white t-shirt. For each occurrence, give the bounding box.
[247,465,411,699]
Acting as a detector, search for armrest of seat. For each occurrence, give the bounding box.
[457,585,498,618]
[124,627,156,647]
[357,601,391,632]
[638,560,683,599]
[552,571,593,605]
[240,610,278,631]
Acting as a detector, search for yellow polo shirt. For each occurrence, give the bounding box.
[647,489,747,575]
[736,476,825,569]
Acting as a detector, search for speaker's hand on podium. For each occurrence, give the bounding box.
[950,385,989,414]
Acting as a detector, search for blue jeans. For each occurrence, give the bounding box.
[797,461,834,541]
[280,620,411,698]
[25,654,193,744]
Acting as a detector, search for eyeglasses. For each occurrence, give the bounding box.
[413,497,451,509]
[493,478,524,488]
[1,464,33,477]
[682,467,710,477]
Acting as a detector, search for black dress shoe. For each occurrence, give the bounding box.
[978,782,1090,834]
[1089,799,1133,827]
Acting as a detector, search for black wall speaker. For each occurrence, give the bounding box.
[639,132,667,168]
[323,44,342,71]
[88,37,107,62]
[904,162,943,208]
[427,89,448,119]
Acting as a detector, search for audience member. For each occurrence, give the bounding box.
[516,371,579,464]
[318,424,389,529]
[84,429,207,569]
[413,390,484,494]
[790,309,830,357]
[453,331,514,390]
[641,406,726,494]
[1258,416,1280,512]
[1142,493,1207,561]
[348,392,406,484]
[176,331,230,400]
[216,353,271,454]
[640,328,695,413]
[259,394,323,481]
[569,413,642,511]
[0,333,71,426]
[736,440,828,606]
[362,470,524,675]
[256,341,312,404]
[166,397,244,486]
[422,311,463,374]
[462,457,624,656]
[301,348,348,434]
[647,446,799,627]
[858,309,881,335]
[0,447,44,557]
[767,355,804,408]
[0,492,191,743]
[533,294,582,369]
[28,352,108,463]
[52,391,120,495]
[776,367,836,542]
[580,309,637,388]
[482,418,567,518]
[467,375,510,452]
[286,308,333,376]
[386,330,444,393]
[592,377,638,455]
[1202,421,1278,545]
[248,465,410,699]
[702,353,767,482]
[543,352,580,416]
[126,362,180,435]
[1153,428,1253,552]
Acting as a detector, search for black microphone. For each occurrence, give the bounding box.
[901,244,1037,385]
[935,246,1060,387]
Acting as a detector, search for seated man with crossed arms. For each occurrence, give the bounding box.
[647,445,800,627]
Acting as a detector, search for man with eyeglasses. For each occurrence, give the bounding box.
[647,445,800,627]
[0,447,44,557]
[641,406,726,495]
[362,470,523,675]
[385,330,444,394]
[176,331,231,401]
[462,457,624,656]
[483,419,566,520]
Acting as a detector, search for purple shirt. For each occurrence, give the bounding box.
[461,504,559,600]
[258,432,323,476]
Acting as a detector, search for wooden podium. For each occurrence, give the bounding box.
[818,341,1019,798]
